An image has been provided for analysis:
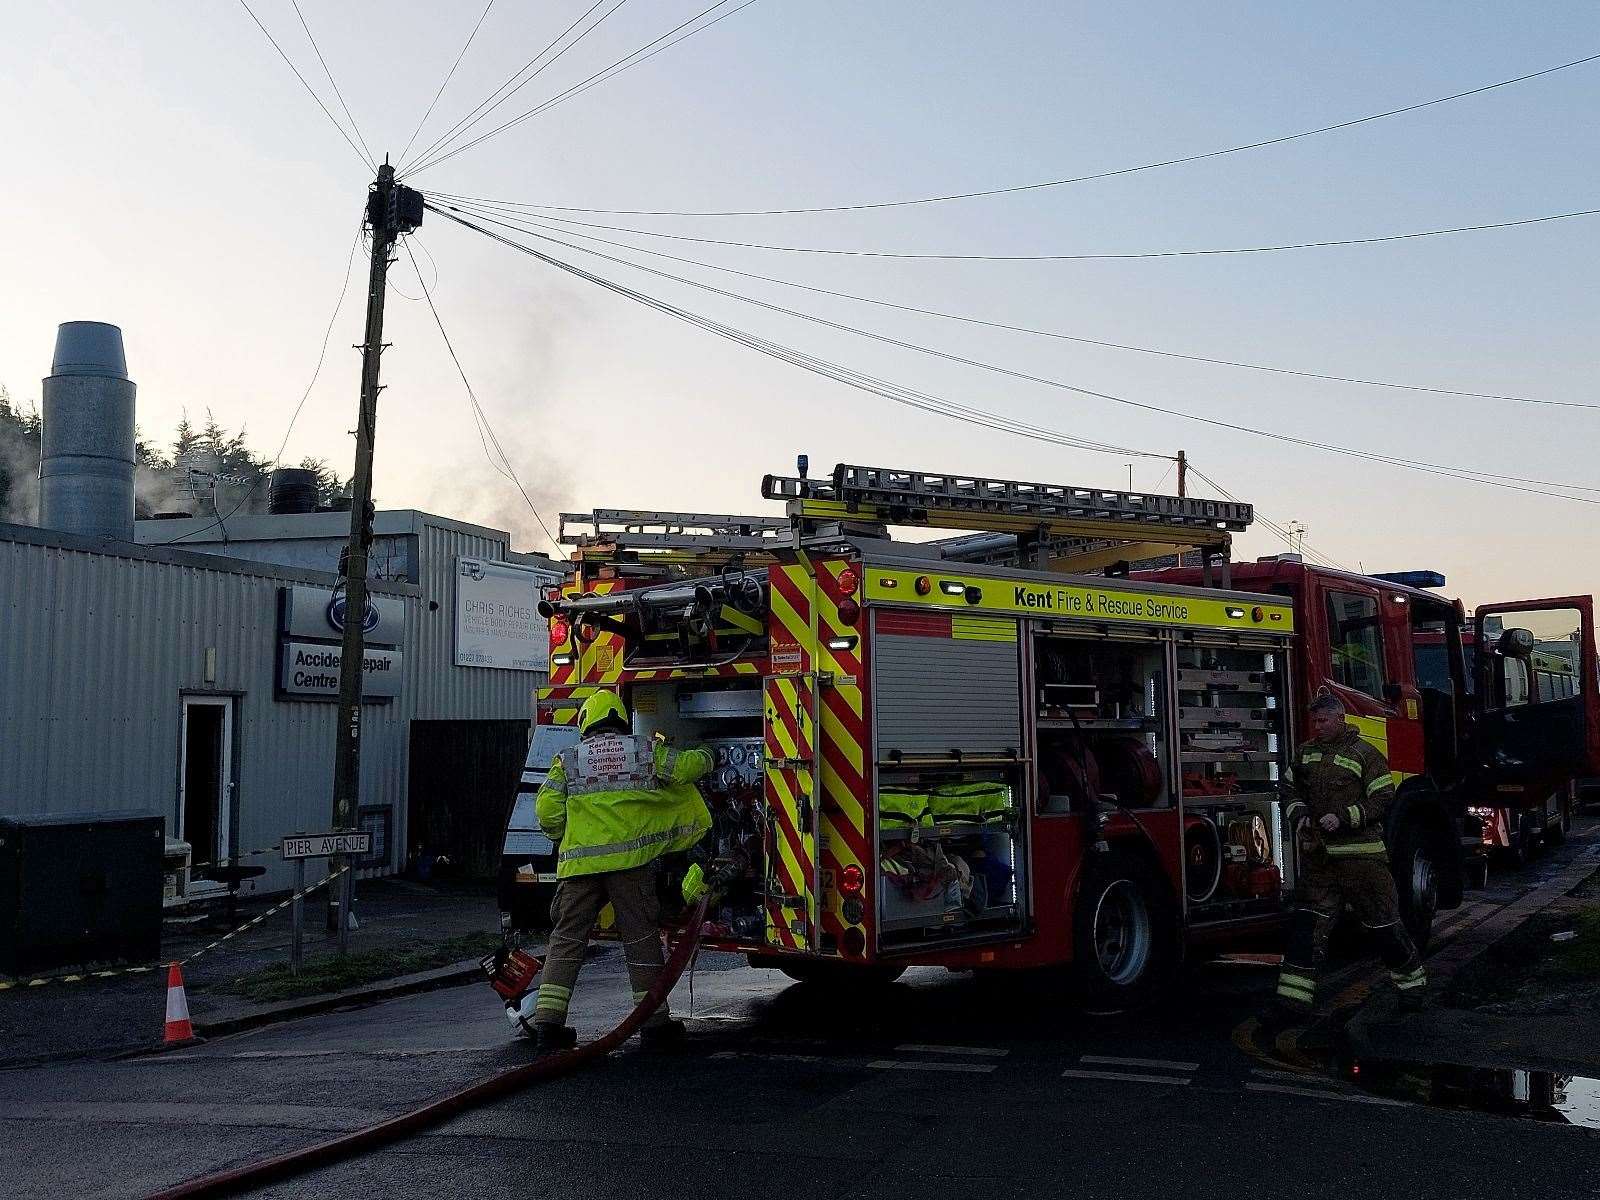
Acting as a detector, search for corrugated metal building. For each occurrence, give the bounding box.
[2,511,560,896]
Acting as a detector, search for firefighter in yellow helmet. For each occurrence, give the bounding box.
[527,691,712,1053]
[1274,692,1427,1038]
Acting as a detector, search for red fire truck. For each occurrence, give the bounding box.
[508,464,1597,1005]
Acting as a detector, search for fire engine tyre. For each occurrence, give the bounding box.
[1392,820,1441,951]
[1071,853,1176,1010]
[778,961,906,988]
[1547,794,1572,846]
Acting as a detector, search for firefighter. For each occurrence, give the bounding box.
[1274,692,1428,1031]
[528,691,713,1053]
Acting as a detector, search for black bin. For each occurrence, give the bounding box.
[0,811,164,977]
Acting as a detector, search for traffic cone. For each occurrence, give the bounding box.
[163,961,195,1045]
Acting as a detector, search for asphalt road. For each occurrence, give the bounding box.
[5,832,1598,1200]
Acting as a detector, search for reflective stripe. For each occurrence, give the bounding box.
[1300,751,1324,765]
[660,747,679,777]
[1346,805,1364,829]
[1326,840,1387,857]
[1393,973,1428,990]
[558,823,706,863]
[1366,775,1392,796]
[1331,755,1364,776]
[1277,980,1315,1000]
[536,983,571,1000]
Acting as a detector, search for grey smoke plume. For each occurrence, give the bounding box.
[0,428,39,524]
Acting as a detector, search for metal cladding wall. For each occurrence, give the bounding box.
[0,515,552,894]
[0,524,415,893]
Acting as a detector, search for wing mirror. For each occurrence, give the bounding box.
[1497,627,1535,658]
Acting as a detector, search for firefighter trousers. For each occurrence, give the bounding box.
[532,863,671,1029]
[1276,857,1426,1011]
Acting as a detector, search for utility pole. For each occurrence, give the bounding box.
[1175,449,1187,497]
[329,160,422,950]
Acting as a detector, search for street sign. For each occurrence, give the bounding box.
[281,832,371,860]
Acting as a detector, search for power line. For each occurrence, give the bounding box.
[427,201,1600,262]
[432,198,1600,502]
[159,223,364,546]
[235,0,372,171]
[405,0,758,178]
[426,203,1168,462]
[290,0,375,170]
[397,0,496,168]
[1186,463,1352,572]
[503,50,1600,216]
[429,189,1595,412]
[400,240,564,556]
[399,0,622,176]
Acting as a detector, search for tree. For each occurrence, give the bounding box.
[0,386,43,523]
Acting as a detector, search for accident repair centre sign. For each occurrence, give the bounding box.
[277,584,404,702]
[455,556,560,670]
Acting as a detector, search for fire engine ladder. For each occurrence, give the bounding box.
[762,463,1252,582]
[560,509,792,565]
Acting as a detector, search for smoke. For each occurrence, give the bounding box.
[0,424,39,524]
[428,453,574,558]
[133,460,196,519]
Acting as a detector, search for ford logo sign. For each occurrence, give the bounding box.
[327,593,380,635]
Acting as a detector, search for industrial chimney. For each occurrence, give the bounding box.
[39,321,136,540]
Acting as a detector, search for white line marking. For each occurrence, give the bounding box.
[1061,1068,1193,1086]
[868,1060,998,1074]
[1081,1055,1198,1072]
[1246,1081,1402,1106]
[710,1050,830,1064]
[1250,1068,1339,1086]
[896,1044,1009,1057]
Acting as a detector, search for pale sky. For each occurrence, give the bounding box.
[2,2,1596,610]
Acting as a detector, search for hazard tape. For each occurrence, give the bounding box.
[0,866,349,992]
[184,845,281,874]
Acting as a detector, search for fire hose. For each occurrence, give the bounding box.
[145,896,711,1200]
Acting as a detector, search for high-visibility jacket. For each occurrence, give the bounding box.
[536,734,713,879]
[1291,726,1395,860]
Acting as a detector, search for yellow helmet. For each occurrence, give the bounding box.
[578,691,630,736]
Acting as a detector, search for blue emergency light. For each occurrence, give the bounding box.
[1370,570,1446,589]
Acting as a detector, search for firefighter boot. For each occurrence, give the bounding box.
[639,1018,687,1050]
[534,1023,578,1055]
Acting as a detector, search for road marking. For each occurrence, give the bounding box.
[868,1060,998,1074]
[1250,1067,1343,1086]
[710,1050,832,1064]
[1080,1055,1198,1072]
[1061,1068,1193,1086]
[1246,1081,1402,1106]
[896,1044,1009,1057]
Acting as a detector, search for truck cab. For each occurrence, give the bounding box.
[1142,556,1600,934]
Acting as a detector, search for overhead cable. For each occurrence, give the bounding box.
[428,190,1593,411]
[432,199,1600,502]
[400,0,623,176]
[397,0,497,168]
[405,0,758,178]
[501,51,1600,216]
[425,204,1166,461]
[430,201,1600,262]
[290,0,375,169]
[160,222,364,545]
[401,240,564,556]
[236,0,373,170]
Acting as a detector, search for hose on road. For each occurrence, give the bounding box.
[147,898,710,1199]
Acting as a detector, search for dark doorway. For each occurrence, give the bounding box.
[180,698,231,866]
[408,720,529,878]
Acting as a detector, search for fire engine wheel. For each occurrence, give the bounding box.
[1547,795,1572,846]
[778,961,906,988]
[1071,853,1174,1009]
[1392,822,1440,951]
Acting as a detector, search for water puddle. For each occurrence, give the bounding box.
[1341,1057,1600,1129]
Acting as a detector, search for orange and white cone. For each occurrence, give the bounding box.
[163,961,195,1045]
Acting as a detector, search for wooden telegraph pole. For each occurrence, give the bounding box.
[329,160,422,950]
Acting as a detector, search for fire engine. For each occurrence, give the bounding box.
[502,463,1597,1004]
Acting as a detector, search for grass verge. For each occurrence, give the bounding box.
[1446,874,1600,1014]
[223,931,501,1003]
